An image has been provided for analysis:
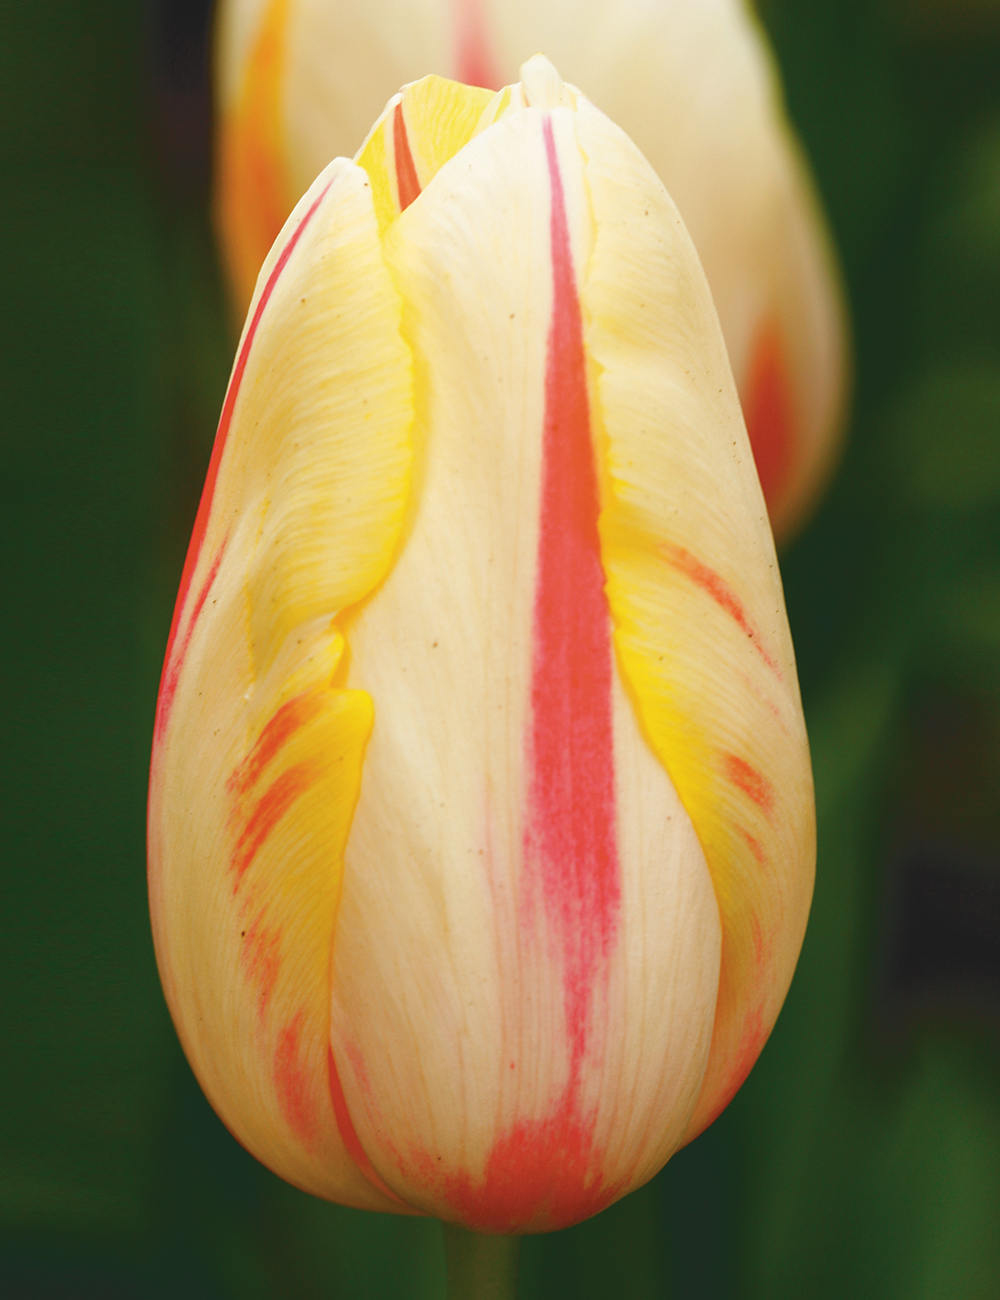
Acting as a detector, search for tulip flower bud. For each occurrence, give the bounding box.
[215,0,848,541]
[150,59,814,1233]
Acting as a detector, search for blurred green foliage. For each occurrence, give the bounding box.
[3,0,1000,1295]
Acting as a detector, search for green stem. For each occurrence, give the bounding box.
[441,1222,520,1300]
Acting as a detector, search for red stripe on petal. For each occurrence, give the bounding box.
[154,179,333,744]
[155,539,227,743]
[744,319,794,513]
[327,1048,407,1204]
[392,104,421,212]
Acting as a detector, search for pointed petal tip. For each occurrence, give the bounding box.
[519,54,568,109]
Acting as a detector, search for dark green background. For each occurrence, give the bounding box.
[3,0,1000,1294]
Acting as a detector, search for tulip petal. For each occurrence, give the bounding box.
[149,157,413,1207]
[328,97,721,1231]
[355,75,495,232]
[575,96,815,1143]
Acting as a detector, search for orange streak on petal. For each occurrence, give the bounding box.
[750,913,767,968]
[240,910,283,1021]
[738,826,767,866]
[228,688,325,798]
[724,753,775,814]
[273,1011,319,1150]
[229,760,319,888]
[662,542,780,678]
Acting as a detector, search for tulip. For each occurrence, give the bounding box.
[150,58,814,1245]
[215,0,848,542]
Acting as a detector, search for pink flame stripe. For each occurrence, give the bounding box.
[526,115,621,1082]
[441,115,622,1234]
[153,179,334,743]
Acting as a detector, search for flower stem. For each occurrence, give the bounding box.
[442,1222,520,1300]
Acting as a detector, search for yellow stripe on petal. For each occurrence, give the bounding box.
[576,96,815,1144]
[150,158,413,1207]
[355,75,494,233]
[215,0,294,317]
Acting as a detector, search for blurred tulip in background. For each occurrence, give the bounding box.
[149,59,815,1235]
[215,0,849,541]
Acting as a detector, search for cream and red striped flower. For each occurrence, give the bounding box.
[215,0,848,541]
[149,59,814,1233]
